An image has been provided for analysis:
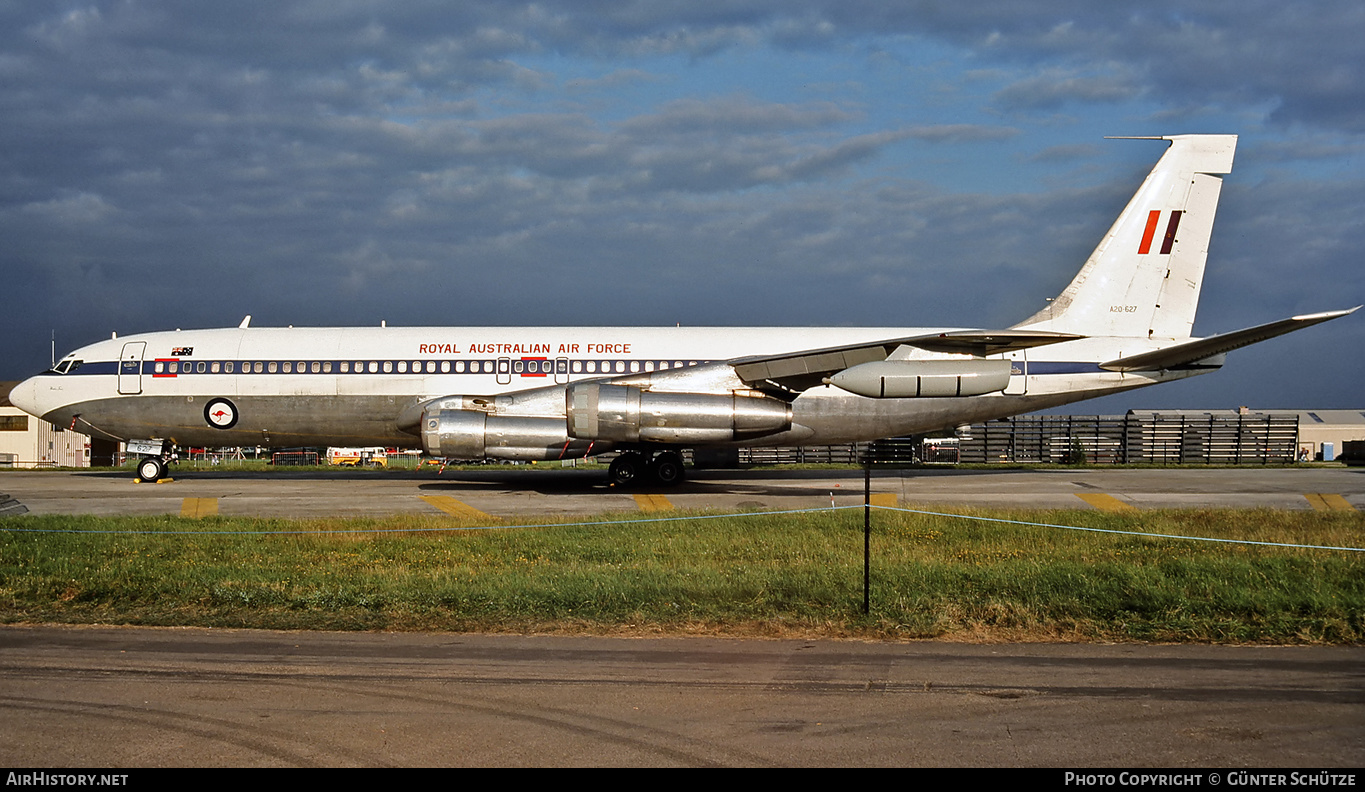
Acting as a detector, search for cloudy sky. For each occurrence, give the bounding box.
[2,1,1362,411]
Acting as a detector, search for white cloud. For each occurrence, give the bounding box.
[21,192,115,223]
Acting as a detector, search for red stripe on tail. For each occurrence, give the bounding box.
[1138,210,1160,254]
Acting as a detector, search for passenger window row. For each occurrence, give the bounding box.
[144,359,702,375]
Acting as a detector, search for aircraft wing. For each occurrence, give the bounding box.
[1100,307,1361,372]
[900,329,1085,356]
[730,329,1082,392]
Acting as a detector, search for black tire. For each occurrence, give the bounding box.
[649,453,685,486]
[608,453,645,487]
[136,456,165,482]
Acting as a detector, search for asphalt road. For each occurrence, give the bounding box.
[0,466,1361,519]
[1,625,1360,767]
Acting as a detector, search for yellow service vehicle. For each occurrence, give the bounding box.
[326,447,388,467]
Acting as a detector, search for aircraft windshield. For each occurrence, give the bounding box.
[50,359,83,374]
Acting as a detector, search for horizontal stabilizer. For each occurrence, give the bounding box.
[1100,307,1360,372]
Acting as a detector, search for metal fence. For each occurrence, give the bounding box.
[745,413,1301,466]
[861,413,1300,465]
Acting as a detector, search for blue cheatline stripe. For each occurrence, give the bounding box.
[41,359,717,378]
[2,504,1361,552]
[42,359,1195,379]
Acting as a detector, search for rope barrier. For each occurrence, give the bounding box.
[868,504,1365,553]
[1,502,1361,551]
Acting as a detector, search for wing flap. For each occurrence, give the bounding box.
[1101,307,1360,372]
[730,330,1082,392]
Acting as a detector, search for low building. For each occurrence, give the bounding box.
[0,381,92,468]
[1281,409,1365,461]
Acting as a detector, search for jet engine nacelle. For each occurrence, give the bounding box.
[566,383,791,443]
[825,359,1012,398]
[421,408,604,461]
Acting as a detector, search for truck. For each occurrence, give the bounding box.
[326,447,388,468]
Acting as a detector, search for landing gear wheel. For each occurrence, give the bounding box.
[137,456,166,482]
[608,452,646,487]
[648,452,685,486]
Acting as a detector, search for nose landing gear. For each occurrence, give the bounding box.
[129,439,177,483]
[136,456,167,482]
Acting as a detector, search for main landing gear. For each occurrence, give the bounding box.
[607,450,685,488]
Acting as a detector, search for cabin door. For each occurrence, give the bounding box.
[118,342,146,395]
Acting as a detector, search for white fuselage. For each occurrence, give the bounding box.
[10,324,1200,452]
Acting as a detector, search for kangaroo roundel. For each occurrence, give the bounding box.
[204,398,238,430]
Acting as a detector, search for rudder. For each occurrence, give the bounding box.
[1014,134,1237,339]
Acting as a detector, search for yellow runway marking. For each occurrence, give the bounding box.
[419,495,497,521]
[1075,493,1137,512]
[1305,493,1356,511]
[869,493,898,508]
[180,498,218,518]
[633,494,674,512]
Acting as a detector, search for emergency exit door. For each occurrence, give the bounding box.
[1004,350,1027,395]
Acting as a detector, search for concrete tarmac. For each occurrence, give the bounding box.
[0,466,1361,519]
[1,625,1360,767]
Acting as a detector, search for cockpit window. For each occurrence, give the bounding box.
[50,359,83,374]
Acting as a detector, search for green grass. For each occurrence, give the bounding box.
[1,507,1361,643]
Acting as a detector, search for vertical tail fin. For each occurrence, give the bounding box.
[1013,134,1237,339]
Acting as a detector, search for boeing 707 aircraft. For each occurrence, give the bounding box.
[9,134,1358,485]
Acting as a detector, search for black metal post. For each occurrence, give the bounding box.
[863,465,871,615]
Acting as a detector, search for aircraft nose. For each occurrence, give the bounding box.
[7,377,43,418]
